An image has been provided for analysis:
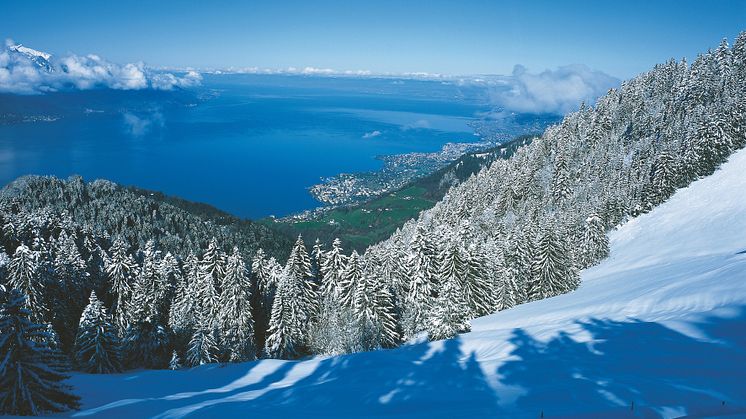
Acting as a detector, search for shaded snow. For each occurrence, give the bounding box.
[65,149,746,418]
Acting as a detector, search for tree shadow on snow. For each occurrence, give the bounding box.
[74,306,746,418]
[193,337,500,418]
[497,305,746,418]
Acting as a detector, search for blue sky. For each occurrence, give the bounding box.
[2,0,745,78]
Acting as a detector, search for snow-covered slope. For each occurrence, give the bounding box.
[66,149,746,418]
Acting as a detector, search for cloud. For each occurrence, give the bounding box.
[402,119,431,130]
[122,110,164,137]
[0,40,202,94]
[362,130,382,139]
[490,64,619,114]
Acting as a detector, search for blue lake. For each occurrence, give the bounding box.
[0,74,494,218]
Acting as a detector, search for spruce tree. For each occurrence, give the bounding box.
[339,251,363,309]
[0,290,79,415]
[201,237,226,290]
[74,291,121,373]
[264,270,303,359]
[403,224,438,338]
[320,238,347,299]
[169,350,182,370]
[353,267,398,349]
[218,247,255,362]
[169,253,197,339]
[6,244,45,323]
[578,213,609,269]
[427,269,470,341]
[285,235,317,324]
[105,237,138,334]
[187,321,219,366]
[529,225,579,301]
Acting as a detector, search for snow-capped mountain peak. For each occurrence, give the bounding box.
[8,43,52,60]
[6,43,53,72]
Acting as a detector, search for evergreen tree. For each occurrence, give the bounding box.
[74,291,121,373]
[218,247,255,362]
[123,319,170,369]
[461,244,494,317]
[402,224,438,338]
[6,244,45,323]
[320,238,347,299]
[284,235,317,324]
[169,253,197,339]
[578,213,610,269]
[201,237,226,290]
[129,240,164,325]
[310,238,325,287]
[186,321,219,366]
[105,237,138,334]
[353,266,399,349]
[643,150,680,208]
[0,290,79,415]
[264,270,303,359]
[339,251,363,309]
[529,224,580,301]
[427,269,470,341]
[169,350,182,370]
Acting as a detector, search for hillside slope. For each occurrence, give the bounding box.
[65,148,746,418]
[0,175,294,261]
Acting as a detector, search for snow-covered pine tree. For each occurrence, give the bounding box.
[187,320,219,366]
[6,243,46,323]
[528,223,579,301]
[427,261,471,341]
[551,155,572,204]
[320,238,347,299]
[74,291,121,373]
[51,231,91,352]
[218,247,255,362]
[645,150,680,208]
[128,240,165,324]
[308,299,362,355]
[250,249,281,355]
[311,238,324,286]
[485,240,515,312]
[339,251,363,308]
[169,350,182,370]
[105,237,138,334]
[201,237,227,290]
[251,248,274,297]
[0,290,79,415]
[169,253,198,340]
[156,252,179,319]
[402,224,438,338]
[264,269,303,359]
[578,213,609,269]
[123,318,171,369]
[352,261,398,349]
[284,235,318,325]
[462,243,494,317]
[194,259,220,328]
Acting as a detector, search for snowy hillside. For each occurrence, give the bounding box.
[64,148,746,418]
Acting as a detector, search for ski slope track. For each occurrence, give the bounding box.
[65,149,746,418]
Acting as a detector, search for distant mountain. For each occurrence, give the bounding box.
[7,43,53,72]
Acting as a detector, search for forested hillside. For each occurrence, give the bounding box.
[1,175,293,261]
[349,33,746,339]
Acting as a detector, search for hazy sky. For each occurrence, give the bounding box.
[2,0,745,78]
